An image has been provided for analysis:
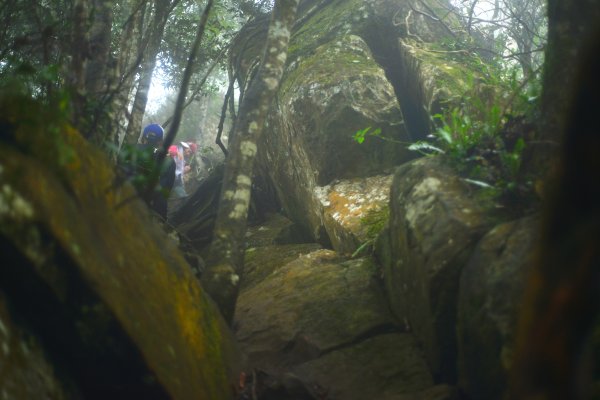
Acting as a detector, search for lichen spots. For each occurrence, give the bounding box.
[0,184,34,221]
[264,76,279,90]
[405,177,442,228]
[229,201,249,221]
[413,177,442,197]
[236,175,251,187]
[240,140,257,157]
[233,187,251,202]
[277,51,287,64]
[248,122,259,134]
[271,21,290,40]
[223,190,235,200]
[321,176,392,233]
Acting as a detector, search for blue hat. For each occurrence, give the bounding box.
[142,124,164,144]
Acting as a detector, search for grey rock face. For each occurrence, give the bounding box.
[457,216,539,399]
[384,157,490,382]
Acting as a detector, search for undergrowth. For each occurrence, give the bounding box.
[353,66,541,218]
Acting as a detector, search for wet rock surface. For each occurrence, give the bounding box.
[235,214,437,400]
[316,174,392,255]
[383,157,491,382]
[457,216,539,399]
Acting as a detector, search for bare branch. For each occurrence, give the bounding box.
[162,44,228,128]
[215,77,234,156]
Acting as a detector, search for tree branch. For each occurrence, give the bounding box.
[162,44,228,128]
[143,0,214,202]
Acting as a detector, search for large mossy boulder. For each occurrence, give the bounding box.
[457,216,539,400]
[235,213,437,400]
[382,156,490,383]
[238,0,491,246]
[243,213,323,290]
[236,249,398,368]
[252,0,411,244]
[0,96,240,399]
[236,214,469,399]
[258,31,411,244]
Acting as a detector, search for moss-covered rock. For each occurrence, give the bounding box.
[235,240,438,398]
[316,174,393,254]
[237,0,493,246]
[0,95,240,399]
[457,216,539,400]
[291,333,434,400]
[383,156,491,383]
[258,31,411,244]
[398,39,484,115]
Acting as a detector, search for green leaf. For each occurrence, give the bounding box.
[408,141,445,154]
[353,126,373,144]
[436,127,453,144]
[463,178,494,188]
[513,137,526,153]
[351,239,373,258]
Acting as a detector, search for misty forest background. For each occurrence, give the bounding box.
[1,0,600,399]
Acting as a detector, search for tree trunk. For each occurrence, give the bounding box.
[86,0,115,144]
[69,0,88,130]
[201,0,299,324]
[124,0,170,145]
[511,1,600,398]
[69,0,115,143]
[112,0,148,150]
[85,0,114,96]
[534,0,600,170]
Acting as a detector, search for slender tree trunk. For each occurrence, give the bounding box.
[72,0,115,143]
[124,0,170,145]
[201,0,299,324]
[517,38,534,80]
[466,0,479,34]
[113,0,148,149]
[85,0,114,96]
[69,0,88,129]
